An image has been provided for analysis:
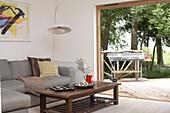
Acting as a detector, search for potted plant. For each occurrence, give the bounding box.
[76,58,93,83]
[143,47,151,60]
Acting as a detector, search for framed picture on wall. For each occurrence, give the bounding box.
[0,0,31,42]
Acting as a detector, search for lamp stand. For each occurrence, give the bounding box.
[48,6,71,60]
[52,35,55,61]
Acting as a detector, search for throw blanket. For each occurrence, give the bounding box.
[17,76,45,96]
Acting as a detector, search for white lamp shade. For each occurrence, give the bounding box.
[47,24,71,34]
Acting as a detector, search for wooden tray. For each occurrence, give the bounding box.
[50,86,74,92]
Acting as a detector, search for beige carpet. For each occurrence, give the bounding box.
[102,78,170,102]
[29,95,170,113]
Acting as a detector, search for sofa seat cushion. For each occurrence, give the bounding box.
[1,80,25,93]
[0,59,13,81]
[1,88,31,112]
[41,76,70,89]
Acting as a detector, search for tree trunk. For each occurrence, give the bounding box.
[103,14,112,51]
[146,36,149,47]
[131,17,138,50]
[103,14,112,61]
[103,11,118,60]
[150,40,157,71]
[156,38,164,65]
[103,11,118,51]
[131,17,138,71]
[140,26,149,50]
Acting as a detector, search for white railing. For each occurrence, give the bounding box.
[101,50,145,80]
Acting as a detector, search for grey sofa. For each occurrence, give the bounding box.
[0,59,75,113]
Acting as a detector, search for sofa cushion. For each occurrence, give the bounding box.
[38,61,60,77]
[1,80,25,93]
[41,76,70,89]
[9,60,32,79]
[0,59,13,81]
[28,94,58,106]
[1,88,31,112]
[27,57,51,76]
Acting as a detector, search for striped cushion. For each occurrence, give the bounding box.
[38,61,60,77]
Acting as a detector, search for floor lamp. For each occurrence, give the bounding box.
[47,6,71,61]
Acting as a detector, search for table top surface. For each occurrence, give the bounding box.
[37,81,121,99]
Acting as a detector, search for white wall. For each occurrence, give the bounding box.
[0,0,58,111]
[0,0,58,60]
[0,0,137,71]
[54,0,136,80]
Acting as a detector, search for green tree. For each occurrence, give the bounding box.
[148,3,170,65]
[101,8,129,51]
[101,2,170,75]
[122,3,170,67]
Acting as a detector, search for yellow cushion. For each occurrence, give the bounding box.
[38,61,60,77]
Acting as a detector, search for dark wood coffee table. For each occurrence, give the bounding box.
[37,81,121,113]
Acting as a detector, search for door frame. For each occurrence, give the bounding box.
[96,0,170,81]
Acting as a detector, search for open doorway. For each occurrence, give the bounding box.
[96,0,170,102]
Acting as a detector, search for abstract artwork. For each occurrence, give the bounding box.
[0,0,30,41]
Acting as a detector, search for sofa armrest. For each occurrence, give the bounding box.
[58,66,75,84]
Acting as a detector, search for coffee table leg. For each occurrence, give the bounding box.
[40,94,46,113]
[90,95,95,102]
[114,85,118,105]
[66,98,72,113]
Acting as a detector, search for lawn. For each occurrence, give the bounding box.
[142,51,170,79]
[142,65,170,79]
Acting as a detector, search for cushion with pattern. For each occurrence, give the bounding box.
[38,61,60,77]
[27,57,51,76]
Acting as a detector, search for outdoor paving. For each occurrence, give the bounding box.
[103,78,170,102]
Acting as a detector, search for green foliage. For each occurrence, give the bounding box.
[109,3,170,48]
[142,47,151,54]
[101,3,170,51]
[101,8,129,50]
[101,3,170,79]
[163,49,167,53]
[142,65,170,79]
[147,3,170,47]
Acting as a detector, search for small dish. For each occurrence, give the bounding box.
[74,82,95,88]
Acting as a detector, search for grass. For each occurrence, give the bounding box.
[142,65,170,79]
